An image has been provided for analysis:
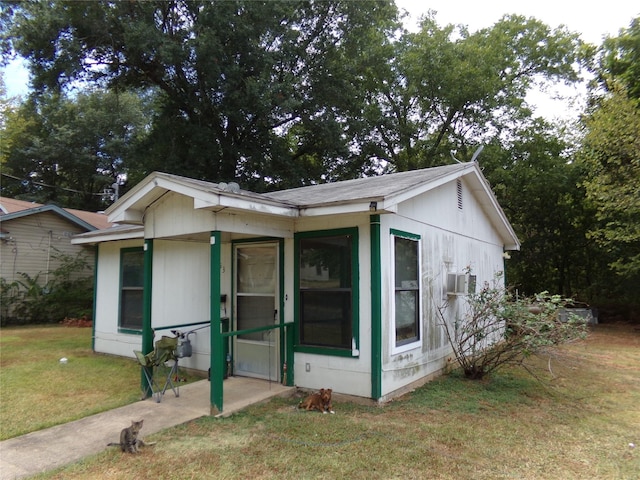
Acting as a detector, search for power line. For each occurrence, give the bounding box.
[1,172,107,197]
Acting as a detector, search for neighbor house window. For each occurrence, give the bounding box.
[392,230,421,349]
[119,248,144,331]
[296,228,358,355]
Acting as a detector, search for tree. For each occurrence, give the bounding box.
[592,17,640,100]
[1,89,150,210]
[369,13,583,171]
[577,17,640,304]
[2,0,400,190]
[479,122,598,300]
[578,87,640,283]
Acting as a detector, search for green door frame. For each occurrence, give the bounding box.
[210,234,294,414]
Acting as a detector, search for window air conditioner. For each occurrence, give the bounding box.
[446,273,477,296]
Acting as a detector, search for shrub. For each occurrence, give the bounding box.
[1,251,93,325]
[439,273,588,380]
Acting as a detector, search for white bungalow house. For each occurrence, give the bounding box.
[72,162,519,413]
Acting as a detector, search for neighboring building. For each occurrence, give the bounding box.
[72,162,519,413]
[0,197,111,288]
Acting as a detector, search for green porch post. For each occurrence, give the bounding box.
[210,231,223,414]
[141,238,154,398]
[284,324,294,386]
[370,214,382,400]
[91,244,98,352]
[276,240,294,386]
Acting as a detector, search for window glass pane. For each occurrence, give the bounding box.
[300,290,351,348]
[394,237,418,287]
[237,296,275,341]
[120,249,144,330]
[122,250,144,287]
[120,289,143,330]
[300,236,351,289]
[298,234,353,350]
[395,291,418,343]
[237,246,276,294]
[394,235,420,346]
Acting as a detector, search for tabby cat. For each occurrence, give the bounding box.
[107,419,155,453]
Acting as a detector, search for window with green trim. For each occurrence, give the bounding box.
[119,248,144,331]
[391,231,421,349]
[296,229,358,352]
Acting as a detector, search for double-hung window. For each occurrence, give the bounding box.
[296,228,358,355]
[119,248,144,331]
[391,230,421,350]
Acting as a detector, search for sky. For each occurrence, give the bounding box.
[3,1,639,117]
[396,0,637,44]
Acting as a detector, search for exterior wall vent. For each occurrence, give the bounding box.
[456,179,463,210]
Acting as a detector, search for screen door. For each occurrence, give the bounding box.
[234,243,279,381]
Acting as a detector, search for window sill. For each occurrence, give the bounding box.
[118,328,142,335]
[295,345,359,358]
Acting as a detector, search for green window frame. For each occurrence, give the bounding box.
[391,229,421,351]
[119,247,144,332]
[295,228,359,357]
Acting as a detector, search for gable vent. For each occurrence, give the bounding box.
[456,179,463,210]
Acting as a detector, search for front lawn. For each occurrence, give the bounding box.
[23,323,640,480]
[0,325,203,440]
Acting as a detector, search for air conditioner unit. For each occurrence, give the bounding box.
[446,273,477,296]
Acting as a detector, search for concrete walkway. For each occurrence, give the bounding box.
[0,377,293,480]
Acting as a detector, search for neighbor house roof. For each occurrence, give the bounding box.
[0,196,111,231]
[74,163,520,250]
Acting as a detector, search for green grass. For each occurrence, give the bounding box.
[0,325,202,440]
[6,324,640,479]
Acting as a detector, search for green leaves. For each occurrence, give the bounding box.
[3,0,404,189]
[439,275,589,380]
[579,86,640,280]
[375,13,583,170]
[2,89,149,209]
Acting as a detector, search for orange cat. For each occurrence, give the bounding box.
[298,388,335,414]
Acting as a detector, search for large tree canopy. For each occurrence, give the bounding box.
[577,16,640,291]
[369,12,583,170]
[593,17,640,100]
[2,0,400,190]
[578,87,640,282]
[1,89,150,210]
[2,1,586,186]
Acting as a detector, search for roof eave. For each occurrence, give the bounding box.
[107,172,298,224]
[72,225,145,245]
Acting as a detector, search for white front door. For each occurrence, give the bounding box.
[233,243,279,381]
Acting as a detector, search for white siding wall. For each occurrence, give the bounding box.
[93,239,145,358]
[151,239,212,371]
[92,236,233,372]
[145,193,216,239]
[379,180,506,399]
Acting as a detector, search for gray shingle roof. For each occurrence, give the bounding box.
[263,163,468,207]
